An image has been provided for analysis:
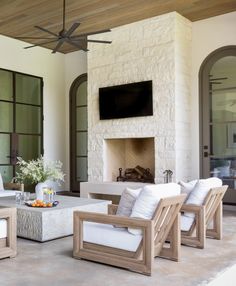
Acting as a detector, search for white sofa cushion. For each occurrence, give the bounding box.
[181,214,194,232]
[0,173,4,191]
[129,183,181,235]
[0,190,17,197]
[0,219,7,239]
[185,177,222,218]
[116,187,142,217]
[179,180,197,200]
[83,222,142,252]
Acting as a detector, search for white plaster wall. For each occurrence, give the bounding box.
[191,11,236,179]
[64,51,87,190]
[0,35,65,171]
[0,36,87,190]
[87,12,192,183]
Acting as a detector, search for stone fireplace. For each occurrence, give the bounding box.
[104,137,155,182]
[87,12,192,184]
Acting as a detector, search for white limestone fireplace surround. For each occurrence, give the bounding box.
[86,12,192,187]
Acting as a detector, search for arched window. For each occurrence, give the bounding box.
[70,74,87,193]
[199,46,236,204]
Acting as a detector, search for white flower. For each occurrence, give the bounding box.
[16,156,65,184]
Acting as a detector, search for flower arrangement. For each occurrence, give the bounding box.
[16,156,65,184]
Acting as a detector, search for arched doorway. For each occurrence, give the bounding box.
[199,46,236,204]
[70,74,88,193]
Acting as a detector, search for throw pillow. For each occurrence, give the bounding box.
[178,180,198,201]
[0,173,4,191]
[184,177,222,218]
[116,187,142,217]
[128,183,181,235]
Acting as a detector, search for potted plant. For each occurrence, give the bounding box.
[16,156,65,200]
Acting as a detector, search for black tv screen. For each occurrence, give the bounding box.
[99,80,153,120]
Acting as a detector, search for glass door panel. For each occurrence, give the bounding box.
[0,134,11,164]
[0,166,13,182]
[76,106,87,131]
[16,104,41,134]
[18,135,41,161]
[76,132,87,156]
[0,102,13,132]
[0,70,13,101]
[15,74,41,105]
[76,157,87,181]
[76,81,87,106]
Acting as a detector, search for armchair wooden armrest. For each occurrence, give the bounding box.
[181,204,204,213]
[0,206,17,259]
[74,210,152,229]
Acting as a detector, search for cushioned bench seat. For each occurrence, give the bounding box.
[0,219,7,239]
[84,222,142,252]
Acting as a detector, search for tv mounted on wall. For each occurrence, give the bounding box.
[99,80,153,120]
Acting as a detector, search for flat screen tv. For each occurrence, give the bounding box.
[99,80,153,120]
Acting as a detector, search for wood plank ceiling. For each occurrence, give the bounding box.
[0,0,235,54]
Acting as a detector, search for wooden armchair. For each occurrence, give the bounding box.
[73,194,186,275]
[0,206,17,259]
[181,185,228,249]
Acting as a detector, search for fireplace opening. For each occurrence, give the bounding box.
[104,137,155,182]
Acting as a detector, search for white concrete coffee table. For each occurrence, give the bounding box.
[0,195,110,242]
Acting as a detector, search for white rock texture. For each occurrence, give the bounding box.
[87,12,192,183]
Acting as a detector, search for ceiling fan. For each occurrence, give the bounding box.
[15,0,112,53]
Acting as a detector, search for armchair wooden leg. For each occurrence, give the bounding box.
[159,213,180,261]
[206,202,222,240]
[181,207,206,249]
[196,206,206,249]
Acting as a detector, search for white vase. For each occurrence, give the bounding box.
[35,182,48,200]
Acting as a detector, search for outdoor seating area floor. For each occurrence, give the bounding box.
[0,211,235,286]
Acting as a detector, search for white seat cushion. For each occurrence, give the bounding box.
[0,190,17,197]
[0,219,7,238]
[0,174,4,191]
[83,222,142,252]
[129,183,181,235]
[181,214,194,232]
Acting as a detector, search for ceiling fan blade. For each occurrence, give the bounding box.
[15,36,56,40]
[87,39,112,44]
[65,22,80,37]
[24,39,58,49]
[71,29,111,39]
[66,39,88,52]
[35,25,58,37]
[52,39,65,54]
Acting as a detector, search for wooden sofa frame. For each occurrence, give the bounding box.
[73,194,186,275]
[0,206,17,259]
[181,185,228,249]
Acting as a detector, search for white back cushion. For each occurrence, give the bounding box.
[129,183,181,235]
[185,177,222,218]
[179,180,197,200]
[116,187,142,217]
[0,173,4,191]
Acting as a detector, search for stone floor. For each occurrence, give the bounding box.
[0,211,235,286]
